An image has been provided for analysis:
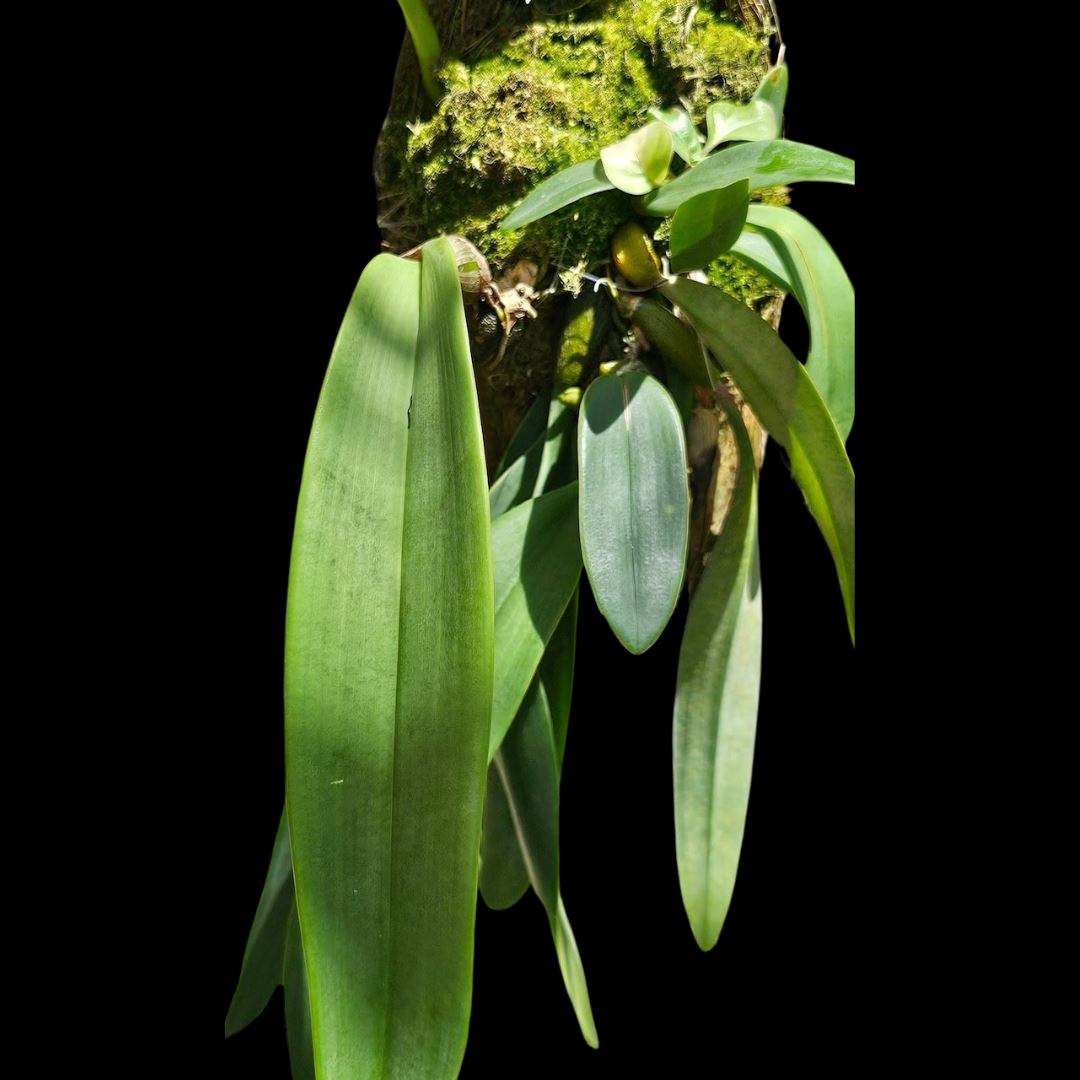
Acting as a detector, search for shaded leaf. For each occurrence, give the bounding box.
[490,398,575,518]
[674,393,762,951]
[225,810,294,1037]
[489,483,582,758]
[662,277,854,642]
[578,372,689,654]
[643,140,854,216]
[285,240,494,1079]
[599,121,674,195]
[631,296,717,388]
[669,180,750,273]
[732,205,855,437]
[494,393,551,479]
[283,904,316,1080]
[500,159,614,231]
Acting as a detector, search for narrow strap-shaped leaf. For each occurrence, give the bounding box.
[553,897,599,1048]
[489,483,582,759]
[285,240,494,1079]
[578,372,690,654]
[732,205,855,438]
[488,637,598,1047]
[662,277,854,642]
[396,0,441,103]
[631,297,716,388]
[479,763,531,910]
[674,393,762,951]
[494,393,550,479]
[225,810,294,1036]
[643,139,854,216]
[668,180,750,274]
[479,580,580,911]
[283,903,316,1080]
[500,159,614,231]
[543,588,578,768]
[490,398,574,518]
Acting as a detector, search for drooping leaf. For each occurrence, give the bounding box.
[599,121,674,195]
[674,392,762,952]
[396,0,442,103]
[668,180,750,273]
[703,99,778,152]
[649,105,704,164]
[752,62,788,133]
[489,483,582,758]
[663,358,695,431]
[662,277,854,642]
[225,810,294,1037]
[732,205,855,438]
[486,592,598,1047]
[643,140,854,216]
[578,371,689,654]
[283,904,316,1080]
[500,159,615,231]
[285,240,494,1079]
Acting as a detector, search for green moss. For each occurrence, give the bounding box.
[705,253,782,309]
[378,0,769,271]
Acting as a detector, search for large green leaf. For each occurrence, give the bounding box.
[668,180,750,274]
[578,371,689,654]
[643,139,854,216]
[489,483,582,759]
[225,810,294,1037]
[674,393,762,951]
[662,277,854,642]
[500,159,615,231]
[732,205,855,438]
[284,239,494,1079]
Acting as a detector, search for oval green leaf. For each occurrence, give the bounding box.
[285,239,494,1080]
[674,393,762,952]
[703,99,778,153]
[643,139,854,216]
[662,277,854,643]
[732,205,855,438]
[668,179,750,274]
[500,159,614,231]
[599,121,674,195]
[578,371,690,654]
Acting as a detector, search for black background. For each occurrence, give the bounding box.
[222,4,863,1076]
